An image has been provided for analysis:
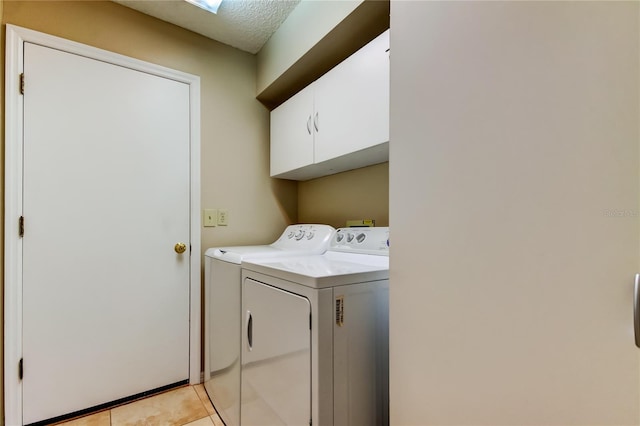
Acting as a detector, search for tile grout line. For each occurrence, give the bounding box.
[193,384,225,426]
[187,385,211,425]
[56,385,214,426]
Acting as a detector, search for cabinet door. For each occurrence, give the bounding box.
[270,85,314,177]
[314,30,389,163]
[241,278,311,426]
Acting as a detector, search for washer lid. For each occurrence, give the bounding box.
[204,224,336,264]
[242,251,389,289]
[205,245,290,264]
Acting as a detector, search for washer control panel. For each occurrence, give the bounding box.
[272,224,335,250]
[330,227,389,255]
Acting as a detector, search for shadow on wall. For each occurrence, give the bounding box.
[271,178,298,224]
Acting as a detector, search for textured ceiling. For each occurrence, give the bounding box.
[114,0,301,54]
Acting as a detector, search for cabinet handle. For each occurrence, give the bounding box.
[635,274,640,348]
[314,112,319,132]
[306,116,312,135]
[247,310,253,351]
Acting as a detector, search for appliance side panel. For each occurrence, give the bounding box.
[204,259,242,426]
[334,280,389,426]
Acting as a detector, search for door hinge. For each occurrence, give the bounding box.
[19,216,24,238]
[20,73,24,95]
[18,358,23,380]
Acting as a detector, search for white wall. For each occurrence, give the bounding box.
[390,2,640,424]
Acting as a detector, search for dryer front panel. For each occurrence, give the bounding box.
[241,278,311,426]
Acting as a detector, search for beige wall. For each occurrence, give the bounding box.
[390,1,639,424]
[1,1,297,420]
[298,162,388,229]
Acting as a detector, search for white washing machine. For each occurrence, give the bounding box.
[240,227,389,426]
[203,224,335,426]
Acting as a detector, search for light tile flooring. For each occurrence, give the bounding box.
[54,385,225,426]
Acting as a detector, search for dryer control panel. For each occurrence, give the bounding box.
[330,227,389,256]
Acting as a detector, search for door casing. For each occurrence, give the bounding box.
[4,24,202,425]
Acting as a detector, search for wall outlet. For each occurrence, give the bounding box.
[203,209,217,227]
[217,209,229,226]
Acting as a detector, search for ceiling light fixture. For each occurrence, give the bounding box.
[184,0,222,14]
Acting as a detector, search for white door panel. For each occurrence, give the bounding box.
[242,279,311,426]
[314,30,389,163]
[22,42,190,423]
[270,85,314,176]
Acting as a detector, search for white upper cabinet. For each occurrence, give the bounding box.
[313,30,389,164]
[270,30,389,181]
[270,84,315,176]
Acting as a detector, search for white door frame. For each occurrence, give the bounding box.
[4,24,202,425]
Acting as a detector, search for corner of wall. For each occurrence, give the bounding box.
[1,0,6,422]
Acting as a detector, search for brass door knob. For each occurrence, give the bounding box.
[174,242,187,254]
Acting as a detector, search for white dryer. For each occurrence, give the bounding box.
[240,227,389,426]
[203,224,335,426]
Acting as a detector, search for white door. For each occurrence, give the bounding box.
[22,42,191,424]
[241,279,311,426]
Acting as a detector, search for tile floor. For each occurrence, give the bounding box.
[54,385,225,426]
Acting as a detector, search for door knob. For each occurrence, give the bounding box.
[174,242,187,254]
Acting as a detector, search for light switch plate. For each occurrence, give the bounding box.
[203,209,217,227]
[217,209,229,226]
